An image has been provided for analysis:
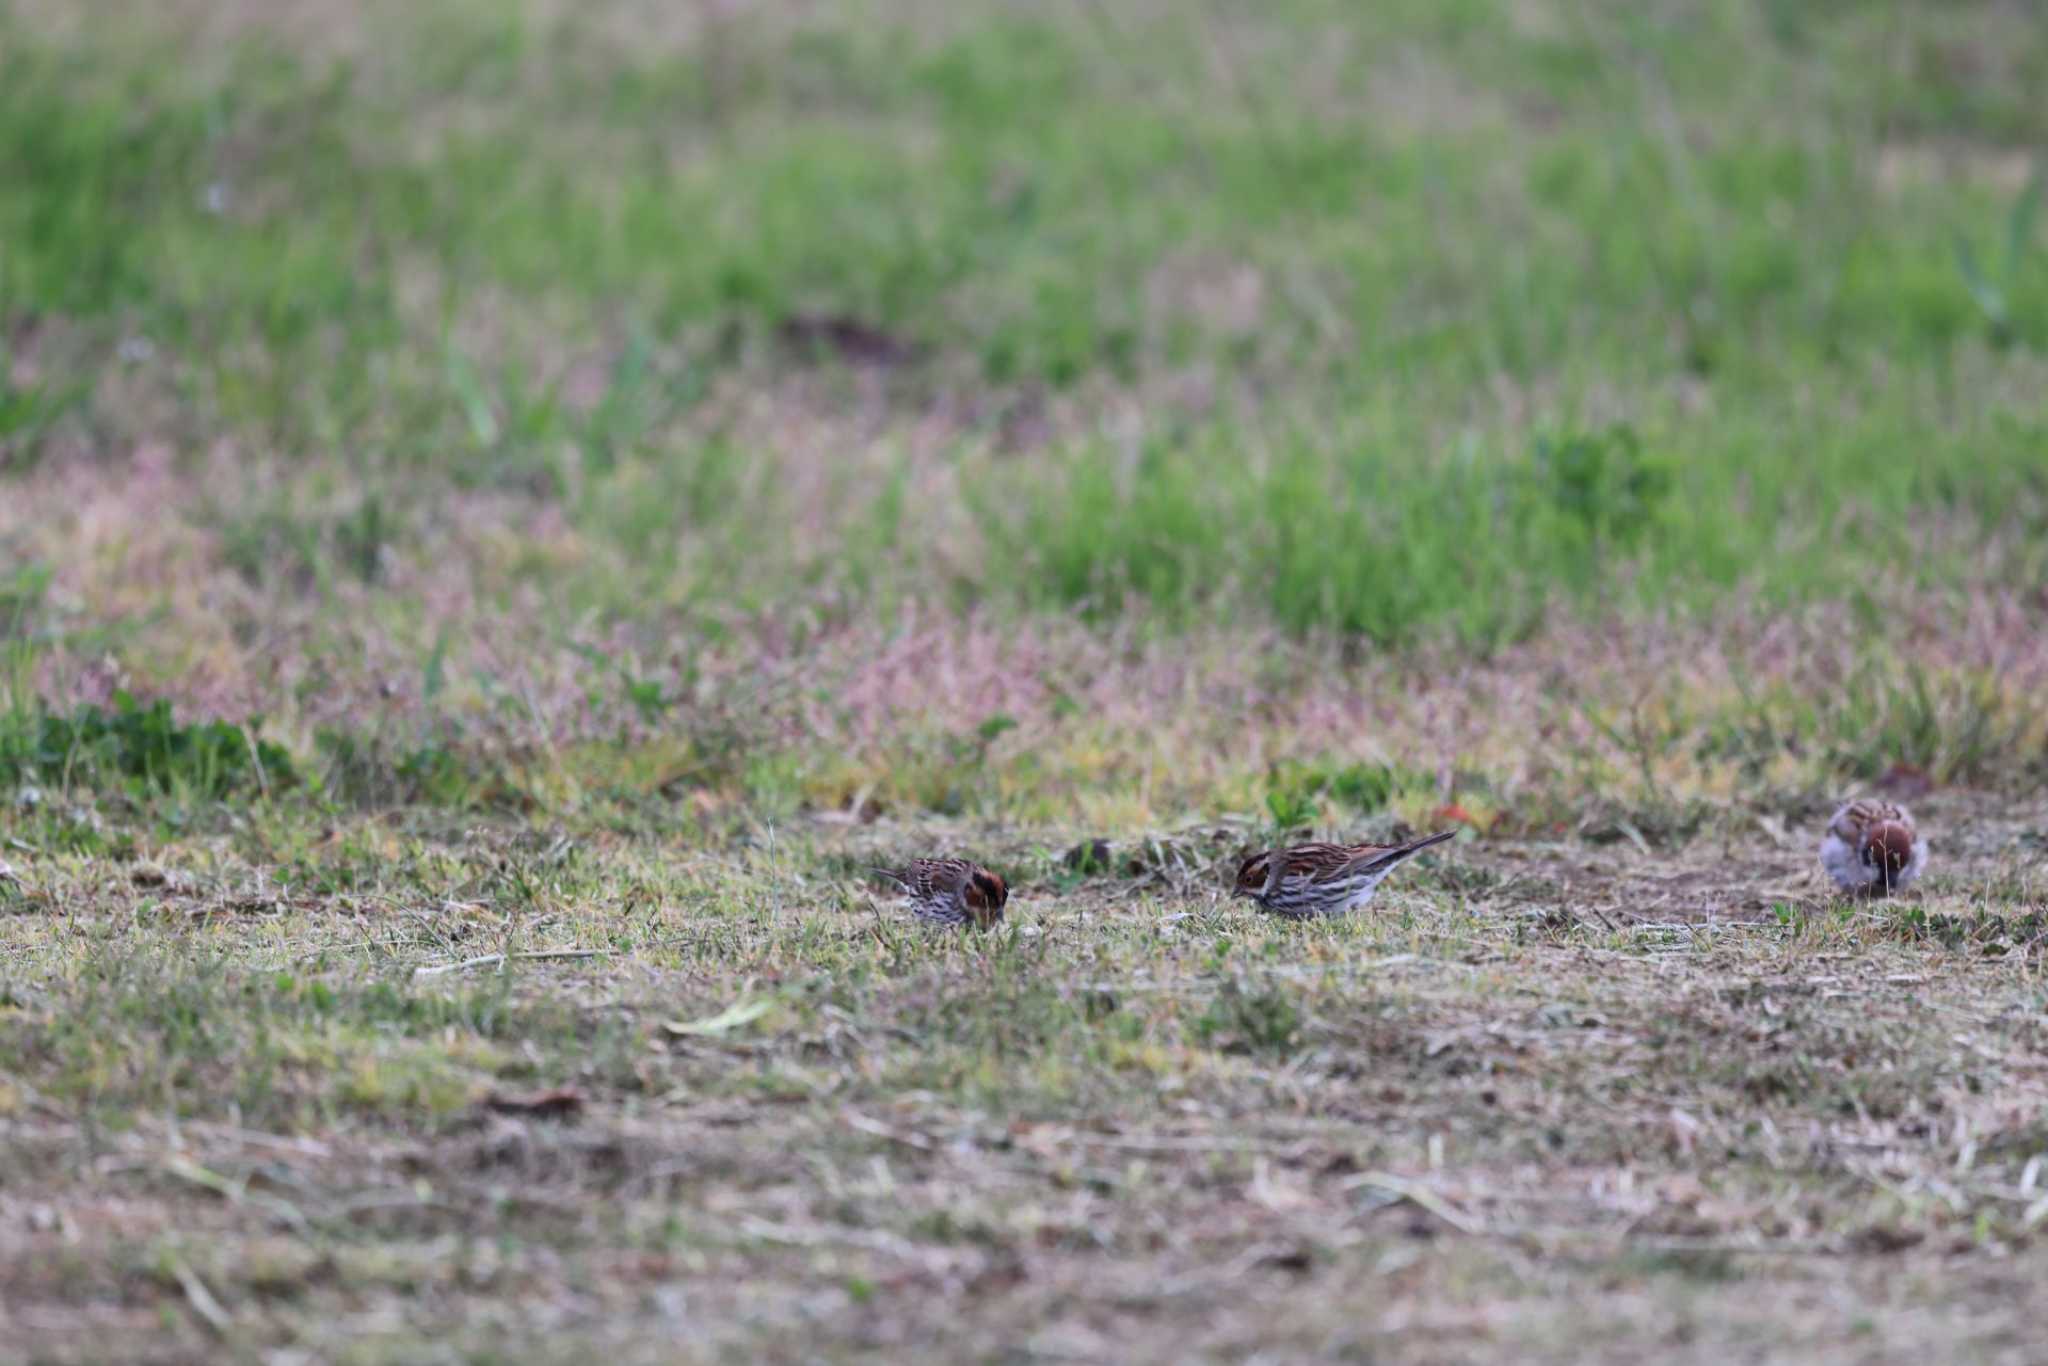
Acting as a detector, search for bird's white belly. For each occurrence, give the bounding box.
[1820,832,1875,890]
[1340,866,1396,910]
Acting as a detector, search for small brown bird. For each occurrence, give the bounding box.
[1820,799,1926,895]
[872,859,1009,928]
[1231,831,1457,918]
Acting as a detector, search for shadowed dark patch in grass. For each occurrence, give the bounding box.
[1888,906,2048,955]
[1194,978,1304,1056]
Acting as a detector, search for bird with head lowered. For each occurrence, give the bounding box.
[1819,800,1926,896]
[872,858,1010,928]
[1232,830,1457,918]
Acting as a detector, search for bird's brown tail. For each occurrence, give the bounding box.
[1372,829,1459,866]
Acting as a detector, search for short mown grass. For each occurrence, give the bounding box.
[6,0,2048,1359]
[6,791,2048,1361]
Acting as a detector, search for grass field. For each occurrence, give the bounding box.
[4,0,2048,1360]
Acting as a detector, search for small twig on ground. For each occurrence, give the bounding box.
[1087,1132,1306,1156]
[1344,1170,1487,1235]
[1340,1168,1853,1257]
[1070,955,1462,995]
[412,948,607,979]
[172,1262,232,1336]
[329,1190,468,1222]
[160,1157,313,1233]
[842,1107,936,1151]
[1151,1241,1317,1298]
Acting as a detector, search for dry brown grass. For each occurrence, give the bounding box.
[9,430,2048,790]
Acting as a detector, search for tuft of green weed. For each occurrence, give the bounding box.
[1953,165,2044,346]
[1193,977,1303,1056]
[1529,424,1672,556]
[1266,758,1433,825]
[0,693,294,801]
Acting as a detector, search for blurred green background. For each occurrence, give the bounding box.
[6,1,2046,637]
[1,0,2043,706]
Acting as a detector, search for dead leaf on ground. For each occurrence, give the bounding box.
[132,864,191,891]
[482,1088,587,1121]
[1846,1223,1926,1255]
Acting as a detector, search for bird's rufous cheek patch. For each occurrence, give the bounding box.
[1866,821,1913,872]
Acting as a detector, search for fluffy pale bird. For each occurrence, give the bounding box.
[872,858,1009,928]
[1819,799,1926,896]
[1232,830,1457,918]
